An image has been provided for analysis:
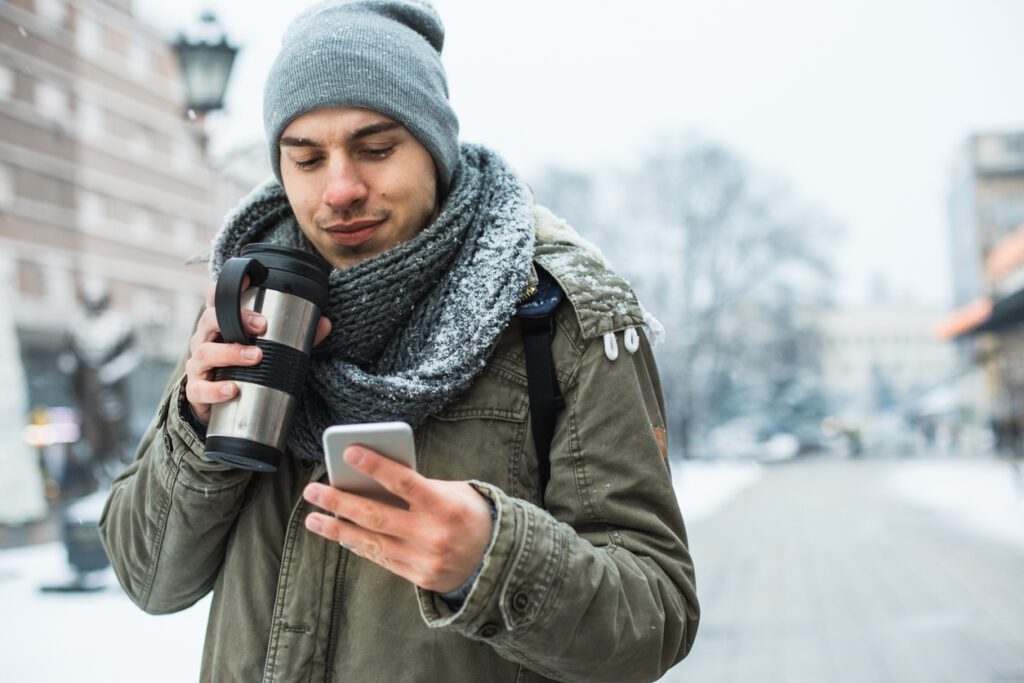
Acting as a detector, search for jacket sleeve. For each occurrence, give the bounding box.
[417,331,699,682]
[98,353,255,615]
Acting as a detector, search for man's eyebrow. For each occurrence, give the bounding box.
[349,121,402,140]
[279,121,402,149]
[280,136,321,148]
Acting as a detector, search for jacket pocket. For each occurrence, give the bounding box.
[419,366,530,498]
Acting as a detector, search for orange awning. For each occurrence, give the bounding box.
[935,297,993,340]
[986,224,1024,281]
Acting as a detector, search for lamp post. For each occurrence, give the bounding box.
[172,11,238,147]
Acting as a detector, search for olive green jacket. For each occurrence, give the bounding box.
[99,212,699,682]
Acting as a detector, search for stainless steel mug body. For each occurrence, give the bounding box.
[203,244,331,471]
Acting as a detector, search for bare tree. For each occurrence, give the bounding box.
[534,139,837,458]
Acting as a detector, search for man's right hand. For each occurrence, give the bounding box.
[184,280,332,423]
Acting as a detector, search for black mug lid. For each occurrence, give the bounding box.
[240,243,332,288]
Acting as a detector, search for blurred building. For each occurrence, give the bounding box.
[939,130,1024,449]
[948,131,1024,307]
[819,305,959,420]
[0,0,255,442]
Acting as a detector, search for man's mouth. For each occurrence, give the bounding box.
[323,218,385,247]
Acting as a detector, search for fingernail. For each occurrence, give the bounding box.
[241,347,259,361]
[344,447,364,465]
[305,515,323,533]
[220,383,235,397]
[304,484,320,504]
[249,312,266,327]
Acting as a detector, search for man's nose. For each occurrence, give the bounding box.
[322,158,369,209]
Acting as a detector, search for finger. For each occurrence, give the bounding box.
[185,377,239,405]
[342,447,438,509]
[305,512,419,577]
[245,309,267,336]
[190,307,265,352]
[305,511,477,593]
[189,341,263,375]
[201,308,267,342]
[304,483,418,538]
[313,316,332,346]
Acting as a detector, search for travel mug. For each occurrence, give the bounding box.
[204,243,331,471]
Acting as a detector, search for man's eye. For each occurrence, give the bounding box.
[361,146,394,160]
[293,157,321,169]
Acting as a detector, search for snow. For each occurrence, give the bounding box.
[672,459,763,521]
[887,457,1024,549]
[0,460,758,680]
[0,544,210,681]
[66,490,111,522]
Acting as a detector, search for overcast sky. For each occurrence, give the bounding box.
[136,0,1024,309]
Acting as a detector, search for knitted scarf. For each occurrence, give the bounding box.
[210,144,535,461]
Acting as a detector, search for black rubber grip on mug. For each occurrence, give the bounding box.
[215,339,310,397]
[216,257,269,344]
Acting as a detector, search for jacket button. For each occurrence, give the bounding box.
[511,592,530,612]
[477,622,500,638]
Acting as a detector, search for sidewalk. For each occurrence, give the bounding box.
[663,456,1024,683]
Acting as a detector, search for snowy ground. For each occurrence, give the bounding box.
[672,459,763,522]
[887,456,1024,549]
[0,460,759,681]
[0,543,210,681]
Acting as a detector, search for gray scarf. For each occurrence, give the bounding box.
[211,144,534,460]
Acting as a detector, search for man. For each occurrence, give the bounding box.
[99,1,699,681]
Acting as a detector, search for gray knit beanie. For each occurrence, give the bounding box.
[263,0,460,193]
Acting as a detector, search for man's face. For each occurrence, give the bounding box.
[279,107,439,269]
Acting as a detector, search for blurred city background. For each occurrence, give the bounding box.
[1,0,1023,681]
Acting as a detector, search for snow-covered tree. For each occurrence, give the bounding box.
[533,139,838,458]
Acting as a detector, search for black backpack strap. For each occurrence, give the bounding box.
[515,269,566,505]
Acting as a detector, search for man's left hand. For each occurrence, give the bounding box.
[302,446,493,594]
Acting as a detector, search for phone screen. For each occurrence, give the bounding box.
[322,422,416,509]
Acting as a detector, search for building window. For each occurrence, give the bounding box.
[76,99,104,139]
[152,50,176,80]
[35,79,68,119]
[36,0,67,28]
[104,24,128,58]
[173,135,196,169]
[129,39,151,78]
[130,124,154,157]
[76,13,102,55]
[17,260,47,300]
[133,207,156,239]
[78,191,106,231]
[0,64,13,101]
[0,164,13,208]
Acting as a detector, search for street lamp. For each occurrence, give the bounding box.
[172,11,238,122]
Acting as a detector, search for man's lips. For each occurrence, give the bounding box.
[323,218,385,246]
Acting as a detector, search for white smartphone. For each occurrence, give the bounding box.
[322,421,417,509]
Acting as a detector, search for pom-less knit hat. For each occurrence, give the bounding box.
[263,0,460,193]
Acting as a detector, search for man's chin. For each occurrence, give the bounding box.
[322,240,386,270]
